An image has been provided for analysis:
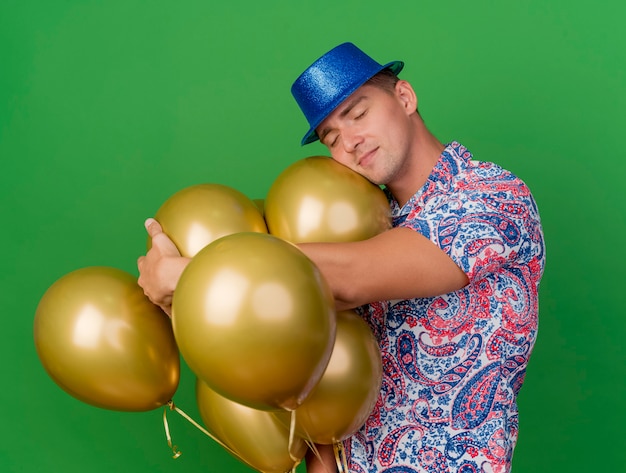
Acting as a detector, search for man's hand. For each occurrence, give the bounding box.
[137,218,190,316]
[306,444,338,473]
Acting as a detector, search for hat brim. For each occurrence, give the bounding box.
[301,60,404,146]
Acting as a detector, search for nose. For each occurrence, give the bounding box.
[342,126,363,153]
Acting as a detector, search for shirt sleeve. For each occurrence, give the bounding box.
[398,181,544,284]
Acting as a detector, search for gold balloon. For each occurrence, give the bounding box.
[264,156,391,243]
[153,183,268,257]
[277,310,382,444]
[172,232,336,411]
[196,379,307,473]
[253,198,265,216]
[33,266,180,411]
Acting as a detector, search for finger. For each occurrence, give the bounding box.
[137,255,144,271]
[145,218,163,237]
[149,229,181,257]
[159,304,172,317]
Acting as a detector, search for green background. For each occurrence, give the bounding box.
[1,0,624,471]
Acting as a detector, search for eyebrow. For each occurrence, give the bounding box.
[318,95,368,143]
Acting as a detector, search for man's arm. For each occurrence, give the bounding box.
[137,222,468,313]
[298,226,469,311]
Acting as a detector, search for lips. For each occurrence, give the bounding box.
[358,147,378,168]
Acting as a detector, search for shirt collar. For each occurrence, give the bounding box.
[387,141,473,218]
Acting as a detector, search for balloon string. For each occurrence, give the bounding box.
[165,399,300,473]
[163,400,241,461]
[333,441,349,473]
[287,409,300,462]
[162,402,182,458]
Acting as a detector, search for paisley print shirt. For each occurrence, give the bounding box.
[346,142,546,473]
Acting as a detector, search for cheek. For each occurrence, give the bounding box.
[374,109,400,135]
[329,152,352,168]
[385,115,412,148]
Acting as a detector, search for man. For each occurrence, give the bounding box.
[138,42,545,473]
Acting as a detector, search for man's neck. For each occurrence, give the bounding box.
[387,118,444,206]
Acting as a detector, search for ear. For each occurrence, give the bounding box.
[394,80,418,115]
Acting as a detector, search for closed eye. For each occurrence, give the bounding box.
[354,109,367,120]
[321,132,339,148]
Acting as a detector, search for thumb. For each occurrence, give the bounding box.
[146,218,181,257]
[145,218,163,238]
